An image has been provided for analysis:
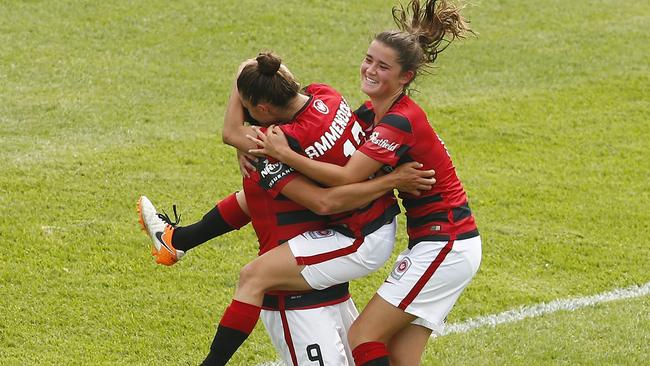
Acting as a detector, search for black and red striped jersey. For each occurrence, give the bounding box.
[256,83,399,239]
[243,167,326,255]
[243,148,350,307]
[355,95,477,247]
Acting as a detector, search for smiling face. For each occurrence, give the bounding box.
[360,40,414,99]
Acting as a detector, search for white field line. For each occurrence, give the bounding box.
[442,281,650,336]
[257,282,650,366]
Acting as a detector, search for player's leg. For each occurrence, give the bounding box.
[173,190,250,251]
[137,191,249,265]
[350,235,483,366]
[202,222,396,365]
[386,324,431,366]
[348,294,416,366]
[201,244,311,366]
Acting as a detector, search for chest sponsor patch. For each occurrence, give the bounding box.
[390,257,412,281]
[313,99,329,114]
[308,229,335,239]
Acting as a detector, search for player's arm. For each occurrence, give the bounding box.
[279,162,434,215]
[248,126,382,186]
[222,61,259,152]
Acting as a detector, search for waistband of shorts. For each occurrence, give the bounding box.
[332,203,399,238]
[407,228,480,249]
[262,282,350,311]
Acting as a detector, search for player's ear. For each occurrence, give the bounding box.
[399,70,415,86]
[256,103,271,114]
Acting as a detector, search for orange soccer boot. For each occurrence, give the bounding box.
[137,196,185,266]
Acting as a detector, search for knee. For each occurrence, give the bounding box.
[347,321,368,349]
[237,260,267,293]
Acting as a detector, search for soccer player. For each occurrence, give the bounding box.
[248,1,482,365]
[139,52,435,365]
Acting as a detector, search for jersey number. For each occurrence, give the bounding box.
[342,121,365,158]
[306,344,324,366]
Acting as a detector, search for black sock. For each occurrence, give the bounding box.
[200,325,249,366]
[362,357,390,366]
[172,206,234,252]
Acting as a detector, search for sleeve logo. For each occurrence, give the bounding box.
[257,158,295,190]
[369,131,399,152]
[259,160,284,178]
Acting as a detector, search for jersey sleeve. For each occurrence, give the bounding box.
[357,113,414,167]
[252,157,300,197]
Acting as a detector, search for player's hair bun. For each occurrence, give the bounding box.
[256,52,282,76]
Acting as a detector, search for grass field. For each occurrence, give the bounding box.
[1,0,649,365]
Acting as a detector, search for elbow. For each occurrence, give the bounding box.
[221,130,234,146]
[310,195,341,216]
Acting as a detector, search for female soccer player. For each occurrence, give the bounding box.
[139,52,435,365]
[248,1,481,365]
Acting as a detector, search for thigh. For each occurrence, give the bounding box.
[349,294,416,347]
[261,299,359,366]
[245,243,312,292]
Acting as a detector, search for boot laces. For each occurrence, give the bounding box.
[157,205,181,227]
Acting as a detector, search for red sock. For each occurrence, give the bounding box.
[352,342,389,366]
[219,299,261,334]
[217,192,249,229]
[202,300,262,365]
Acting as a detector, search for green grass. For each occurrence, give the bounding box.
[1,0,648,365]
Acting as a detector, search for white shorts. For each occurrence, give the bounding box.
[288,220,397,290]
[261,297,359,366]
[376,235,482,335]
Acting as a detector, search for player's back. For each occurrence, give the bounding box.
[279,84,399,238]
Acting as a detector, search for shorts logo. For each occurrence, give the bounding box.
[313,99,329,115]
[308,229,334,239]
[390,257,411,281]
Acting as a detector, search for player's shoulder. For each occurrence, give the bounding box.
[305,83,341,98]
[380,95,429,132]
[379,112,412,133]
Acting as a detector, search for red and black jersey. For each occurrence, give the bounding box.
[259,83,400,239]
[243,166,326,255]
[356,95,478,247]
[244,166,350,309]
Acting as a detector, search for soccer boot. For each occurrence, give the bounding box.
[137,196,185,266]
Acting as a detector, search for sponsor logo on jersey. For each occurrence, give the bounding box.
[304,99,353,159]
[308,229,335,239]
[259,160,284,178]
[368,131,399,152]
[313,99,329,114]
[258,158,295,189]
[390,257,412,281]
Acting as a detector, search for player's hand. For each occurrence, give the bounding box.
[246,125,291,160]
[391,162,436,196]
[237,149,257,178]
